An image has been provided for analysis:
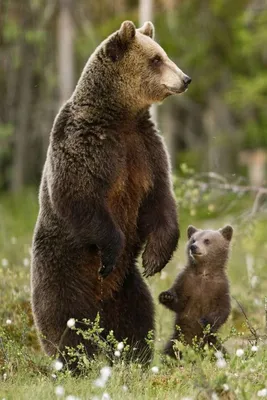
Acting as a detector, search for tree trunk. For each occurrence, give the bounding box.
[57,0,75,106]
[139,0,157,124]
[11,43,34,192]
[203,91,237,173]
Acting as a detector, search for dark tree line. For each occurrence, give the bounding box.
[1,0,267,192]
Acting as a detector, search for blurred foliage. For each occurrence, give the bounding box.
[1,0,267,191]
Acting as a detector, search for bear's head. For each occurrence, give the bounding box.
[186,225,233,268]
[75,21,191,112]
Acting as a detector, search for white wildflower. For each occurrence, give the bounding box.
[53,360,63,371]
[55,386,65,396]
[251,275,259,288]
[65,396,80,400]
[67,318,75,328]
[23,257,30,267]
[1,258,8,267]
[117,342,124,351]
[252,345,258,352]
[102,393,111,400]
[160,271,168,280]
[94,378,105,388]
[51,373,57,379]
[100,366,111,380]
[3,373,7,381]
[258,389,267,397]
[114,350,121,357]
[223,384,229,391]
[236,348,244,357]
[151,366,159,374]
[122,385,128,392]
[215,350,223,359]
[211,393,219,400]
[6,319,12,325]
[216,358,227,368]
[94,366,111,388]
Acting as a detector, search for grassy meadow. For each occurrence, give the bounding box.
[1,184,267,400]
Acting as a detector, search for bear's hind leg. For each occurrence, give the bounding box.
[102,267,155,365]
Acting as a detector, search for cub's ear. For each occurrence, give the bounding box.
[137,21,155,39]
[187,225,198,239]
[119,20,136,44]
[219,225,233,242]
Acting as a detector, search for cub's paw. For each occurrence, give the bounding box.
[159,291,175,305]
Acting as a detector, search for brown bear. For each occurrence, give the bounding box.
[31,20,191,367]
[159,225,233,358]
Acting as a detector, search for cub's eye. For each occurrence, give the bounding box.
[204,239,210,245]
[151,55,162,66]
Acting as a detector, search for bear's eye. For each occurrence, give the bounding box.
[151,55,163,66]
[204,239,210,245]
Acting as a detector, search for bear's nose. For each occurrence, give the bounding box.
[190,244,197,252]
[183,75,192,86]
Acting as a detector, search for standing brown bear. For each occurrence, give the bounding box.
[31,20,191,367]
[159,225,233,358]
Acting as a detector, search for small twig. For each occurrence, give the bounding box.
[190,180,267,195]
[265,297,267,333]
[251,190,265,215]
[232,296,259,344]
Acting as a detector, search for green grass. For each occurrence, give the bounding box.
[1,188,267,399]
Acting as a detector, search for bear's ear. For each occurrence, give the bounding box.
[219,225,233,242]
[137,21,155,39]
[119,20,136,44]
[105,21,135,62]
[187,225,198,239]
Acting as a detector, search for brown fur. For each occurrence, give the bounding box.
[159,225,233,358]
[31,21,191,368]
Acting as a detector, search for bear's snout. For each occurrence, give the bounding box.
[183,75,192,88]
[190,243,198,253]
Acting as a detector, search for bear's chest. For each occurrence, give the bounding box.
[107,131,153,230]
[183,273,219,316]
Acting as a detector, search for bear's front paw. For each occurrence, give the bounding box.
[200,317,211,328]
[159,291,175,305]
[98,263,115,278]
[98,229,125,279]
[142,225,179,278]
[142,256,163,278]
[142,241,167,278]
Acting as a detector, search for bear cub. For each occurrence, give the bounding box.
[159,225,233,358]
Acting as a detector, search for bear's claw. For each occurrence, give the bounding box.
[98,264,114,278]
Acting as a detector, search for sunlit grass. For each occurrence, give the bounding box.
[1,189,267,399]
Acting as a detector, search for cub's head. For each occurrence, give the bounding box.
[186,225,233,267]
[86,20,191,110]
